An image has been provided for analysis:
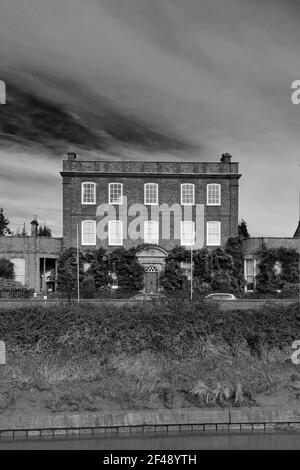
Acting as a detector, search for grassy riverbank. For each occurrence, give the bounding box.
[0,300,299,416]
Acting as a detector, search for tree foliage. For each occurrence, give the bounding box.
[238,219,250,239]
[0,258,15,279]
[0,208,11,236]
[110,247,144,294]
[57,247,84,300]
[57,247,144,298]
[160,243,246,294]
[37,223,52,237]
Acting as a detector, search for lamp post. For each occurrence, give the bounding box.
[77,224,80,303]
[190,244,193,301]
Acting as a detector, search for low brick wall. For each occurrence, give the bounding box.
[1,407,300,431]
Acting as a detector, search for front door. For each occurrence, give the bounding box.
[145,266,158,294]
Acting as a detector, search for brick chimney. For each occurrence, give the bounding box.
[67,151,77,161]
[220,153,232,164]
[30,215,38,237]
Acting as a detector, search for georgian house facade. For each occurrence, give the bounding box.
[61,152,241,250]
[60,152,241,292]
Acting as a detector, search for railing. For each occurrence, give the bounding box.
[1,421,300,441]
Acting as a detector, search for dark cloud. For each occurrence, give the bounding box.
[0,80,194,155]
[0,0,299,237]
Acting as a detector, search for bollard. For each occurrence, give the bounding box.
[0,341,6,365]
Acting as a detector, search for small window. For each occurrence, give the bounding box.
[144,183,158,205]
[109,183,123,205]
[207,221,221,246]
[181,184,195,205]
[82,220,96,245]
[81,182,96,204]
[144,221,159,244]
[181,221,195,246]
[108,220,123,245]
[207,184,221,205]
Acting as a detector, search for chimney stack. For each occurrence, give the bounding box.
[220,153,232,164]
[67,151,77,161]
[30,215,38,237]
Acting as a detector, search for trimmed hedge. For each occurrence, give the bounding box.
[0,301,299,357]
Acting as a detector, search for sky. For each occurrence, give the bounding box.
[0,0,299,237]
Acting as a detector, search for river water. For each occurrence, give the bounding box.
[1,431,300,450]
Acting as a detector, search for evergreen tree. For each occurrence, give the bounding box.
[0,208,11,236]
[57,247,84,300]
[0,258,15,279]
[37,223,52,237]
[238,219,250,239]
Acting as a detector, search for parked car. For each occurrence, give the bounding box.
[204,293,237,301]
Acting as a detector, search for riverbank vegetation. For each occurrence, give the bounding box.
[0,300,299,415]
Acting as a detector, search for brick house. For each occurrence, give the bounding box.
[0,151,297,295]
[61,152,241,293]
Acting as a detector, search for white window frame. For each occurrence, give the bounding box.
[10,258,25,285]
[108,220,123,246]
[109,183,123,205]
[144,221,159,244]
[206,221,221,246]
[144,183,158,205]
[81,220,96,245]
[244,258,256,292]
[207,183,221,206]
[181,183,195,206]
[81,182,96,205]
[181,221,195,246]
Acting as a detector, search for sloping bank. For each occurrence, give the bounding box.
[0,300,299,420]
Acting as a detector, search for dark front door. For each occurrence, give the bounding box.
[145,272,158,294]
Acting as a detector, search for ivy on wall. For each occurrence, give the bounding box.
[160,238,246,295]
[255,245,299,293]
[57,246,144,298]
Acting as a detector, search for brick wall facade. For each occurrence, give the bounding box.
[61,154,241,251]
[0,236,63,291]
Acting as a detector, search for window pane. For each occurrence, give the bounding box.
[144,183,158,205]
[181,184,194,205]
[181,221,195,246]
[245,259,254,275]
[144,221,159,244]
[207,221,220,245]
[82,183,95,204]
[82,220,96,245]
[109,183,123,204]
[10,258,25,285]
[207,184,221,205]
[109,221,123,245]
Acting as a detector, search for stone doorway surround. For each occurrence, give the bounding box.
[135,245,168,293]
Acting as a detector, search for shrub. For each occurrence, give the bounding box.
[0,278,33,299]
[80,275,96,299]
[281,283,299,298]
